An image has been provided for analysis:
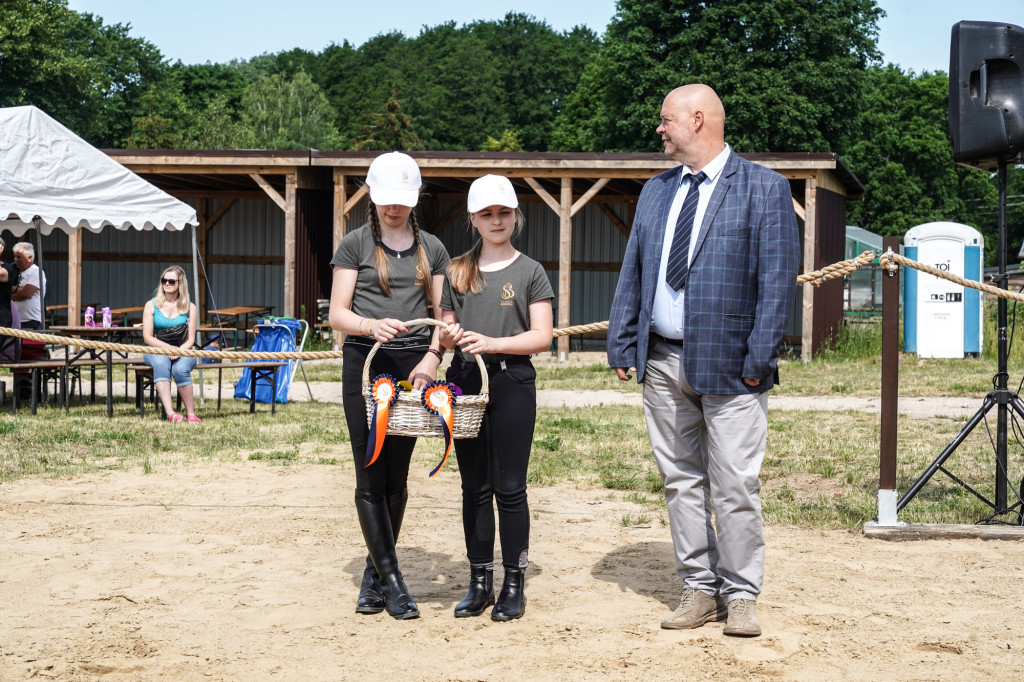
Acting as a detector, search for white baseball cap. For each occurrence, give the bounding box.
[366,152,422,207]
[467,174,519,213]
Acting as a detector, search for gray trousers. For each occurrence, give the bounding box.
[642,340,768,602]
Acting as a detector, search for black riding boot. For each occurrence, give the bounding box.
[491,567,526,622]
[355,488,408,615]
[454,565,494,618]
[354,489,419,620]
[356,557,384,614]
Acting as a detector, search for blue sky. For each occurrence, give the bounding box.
[66,0,1020,74]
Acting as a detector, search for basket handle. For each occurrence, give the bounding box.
[360,317,489,396]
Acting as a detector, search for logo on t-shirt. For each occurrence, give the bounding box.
[501,282,514,306]
[415,264,425,286]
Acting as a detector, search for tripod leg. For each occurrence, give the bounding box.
[897,395,996,512]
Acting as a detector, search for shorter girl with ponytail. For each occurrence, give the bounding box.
[440,174,554,622]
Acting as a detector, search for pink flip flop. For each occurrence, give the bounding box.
[187,415,201,424]
[168,413,185,423]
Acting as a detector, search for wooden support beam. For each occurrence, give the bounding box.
[206,198,236,230]
[284,172,297,317]
[792,196,806,221]
[558,177,573,360]
[435,201,466,235]
[332,170,347,349]
[597,203,630,238]
[524,177,561,214]
[67,230,83,327]
[801,177,817,362]
[250,173,286,211]
[344,184,369,215]
[334,170,347,250]
[570,178,610,217]
[45,252,283,265]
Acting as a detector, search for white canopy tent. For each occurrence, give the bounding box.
[0,105,198,327]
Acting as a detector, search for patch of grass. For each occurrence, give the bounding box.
[0,399,353,483]
[248,449,297,462]
[620,512,651,527]
[0,360,1014,531]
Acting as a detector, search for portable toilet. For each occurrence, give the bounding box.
[903,222,984,358]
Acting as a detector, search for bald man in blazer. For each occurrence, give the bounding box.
[608,85,800,637]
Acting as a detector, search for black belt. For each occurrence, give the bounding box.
[456,353,528,372]
[344,334,430,350]
[650,332,684,348]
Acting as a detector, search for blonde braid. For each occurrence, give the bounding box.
[409,211,434,309]
[368,203,392,296]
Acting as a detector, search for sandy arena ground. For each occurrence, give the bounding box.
[2,355,1022,680]
[2,456,1023,681]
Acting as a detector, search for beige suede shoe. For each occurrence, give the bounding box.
[660,588,727,630]
[723,598,761,637]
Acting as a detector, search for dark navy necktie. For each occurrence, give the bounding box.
[664,171,707,291]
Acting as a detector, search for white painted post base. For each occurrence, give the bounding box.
[866,488,904,527]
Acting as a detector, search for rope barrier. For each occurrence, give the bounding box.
[0,249,1014,360]
[879,250,1024,303]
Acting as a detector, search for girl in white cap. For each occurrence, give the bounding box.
[329,151,450,620]
[439,174,554,621]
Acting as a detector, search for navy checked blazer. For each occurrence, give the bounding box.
[607,151,800,394]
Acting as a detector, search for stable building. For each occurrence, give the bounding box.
[20,150,862,360]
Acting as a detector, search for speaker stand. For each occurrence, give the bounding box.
[897,159,1023,523]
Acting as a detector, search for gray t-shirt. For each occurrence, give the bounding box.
[441,253,554,360]
[331,223,450,340]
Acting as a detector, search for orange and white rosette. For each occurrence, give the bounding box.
[421,381,456,477]
[365,374,398,467]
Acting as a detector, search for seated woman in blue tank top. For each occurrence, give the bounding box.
[142,266,199,423]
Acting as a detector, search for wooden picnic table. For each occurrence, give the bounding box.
[49,325,141,417]
[109,306,145,326]
[207,306,274,347]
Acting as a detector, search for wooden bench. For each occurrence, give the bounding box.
[130,360,287,418]
[0,358,135,414]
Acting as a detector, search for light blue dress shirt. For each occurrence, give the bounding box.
[651,144,732,339]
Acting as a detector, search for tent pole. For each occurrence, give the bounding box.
[192,224,204,405]
[33,217,45,330]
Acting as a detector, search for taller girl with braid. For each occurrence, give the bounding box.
[329,152,450,620]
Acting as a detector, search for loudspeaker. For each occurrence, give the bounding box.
[949,20,1024,170]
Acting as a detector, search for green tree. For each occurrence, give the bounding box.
[552,0,883,153]
[844,66,997,245]
[411,24,507,149]
[240,69,342,149]
[353,91,422,151]
[467,14,600,151]
[482,130,524,152]
[123,84,177,148]
[0,0,166,146]
[178,92,256,149]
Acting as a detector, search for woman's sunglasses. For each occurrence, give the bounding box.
[161,278,178,285]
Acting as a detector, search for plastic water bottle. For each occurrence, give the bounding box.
[84,306,95,327]
[101,307,112,328]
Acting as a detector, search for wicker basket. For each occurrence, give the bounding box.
[362,318,488,438]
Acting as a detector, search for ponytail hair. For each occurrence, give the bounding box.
[447,240,484,296]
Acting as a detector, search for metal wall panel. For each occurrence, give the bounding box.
[14,196,287,322]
